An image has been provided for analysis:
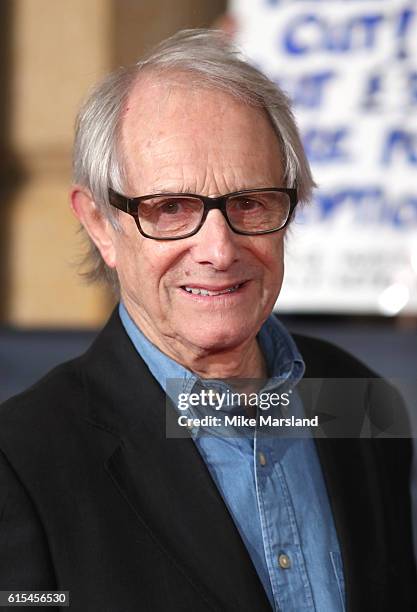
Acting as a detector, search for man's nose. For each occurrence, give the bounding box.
[190,209,239,270]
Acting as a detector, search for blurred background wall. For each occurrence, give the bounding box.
[0,0,226,328]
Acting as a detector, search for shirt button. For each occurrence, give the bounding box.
[278,553,291,569]
[258,451,267,466]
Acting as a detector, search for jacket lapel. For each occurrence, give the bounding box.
[82,310,271,611]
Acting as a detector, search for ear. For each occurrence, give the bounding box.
[70,186,117,269]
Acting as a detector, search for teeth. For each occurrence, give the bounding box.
[184,284,241,296]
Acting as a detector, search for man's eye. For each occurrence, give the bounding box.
[159,201,182,214]
[236,199,263,211]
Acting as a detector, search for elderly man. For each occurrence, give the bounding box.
[0,30,415,612]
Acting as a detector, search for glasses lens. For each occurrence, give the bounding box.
[138,196,204,238]
[226,191,291,233]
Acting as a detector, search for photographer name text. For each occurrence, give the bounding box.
[178,415,319,428]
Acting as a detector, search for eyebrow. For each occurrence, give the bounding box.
[145,186,201,195]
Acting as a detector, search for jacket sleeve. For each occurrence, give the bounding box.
[0,450,57,592]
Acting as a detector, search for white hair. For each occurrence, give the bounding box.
[73,28,315,289]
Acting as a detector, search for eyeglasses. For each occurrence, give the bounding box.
[108,187,297,241]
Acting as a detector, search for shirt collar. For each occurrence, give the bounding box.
[119,302,198,398]
[257,314,305,390]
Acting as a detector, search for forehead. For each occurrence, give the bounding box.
[119,73,284,194]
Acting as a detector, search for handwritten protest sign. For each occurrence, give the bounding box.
[231,0,417,313]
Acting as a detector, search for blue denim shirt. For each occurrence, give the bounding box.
[119,303,346,611]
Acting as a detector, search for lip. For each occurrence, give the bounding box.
[180,281,247,292]
[179,281,249,301]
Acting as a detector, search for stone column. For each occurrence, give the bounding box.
[2,0,114,326]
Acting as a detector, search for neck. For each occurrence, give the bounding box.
[122,302,268,382]
[186,339,268,382]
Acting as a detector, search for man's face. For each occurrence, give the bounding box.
[112,77,286,359]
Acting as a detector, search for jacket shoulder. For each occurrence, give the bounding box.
[292,332,412,438]
[291,333,377,378]
[0,357,86,450]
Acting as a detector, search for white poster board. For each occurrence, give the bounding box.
[230,0,417,314]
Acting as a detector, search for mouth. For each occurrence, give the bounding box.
[181,282,246,297]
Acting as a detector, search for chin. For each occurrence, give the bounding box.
[183,322,254,354]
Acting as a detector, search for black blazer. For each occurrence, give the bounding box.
[0,310,415,611]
